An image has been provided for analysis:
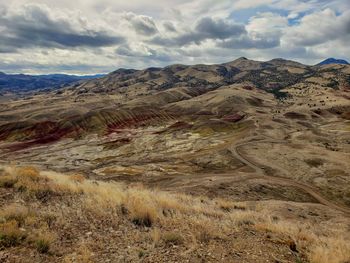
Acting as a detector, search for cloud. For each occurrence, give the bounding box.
[151,17,245,47]
[283,8,350,46]
[219,36,280,49]
[151,15,280,50]
[123,12,159,35]
[0,4,124,52]
[163,21,177,32]
[195,17,246,39]
[232,0,274,10]
[218,12,286,50]
[116,44,172,62]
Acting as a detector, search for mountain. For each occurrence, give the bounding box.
[0,72,106,94]
[70,57,349,98]
[316,58,349,66]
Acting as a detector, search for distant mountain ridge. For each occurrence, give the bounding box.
[0,72,105,94]
[72,57,349,99]
[317,58,349,66]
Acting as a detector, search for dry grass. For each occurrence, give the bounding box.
[254,215,350,263]
[308,237,350,263]
[1,165,350,262]
[0,204,30,226]
[33,231,55,254]
[0,174,17,188]
[150,227,161,247]
[162,232,184,246]
[0,204,55,253]
[62,243,94,263]
[0,166,63,201]
[0,220,27,247]
[191,217,224,243]
[124,191,159,227]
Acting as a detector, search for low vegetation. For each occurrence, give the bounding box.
[0,165,349,262]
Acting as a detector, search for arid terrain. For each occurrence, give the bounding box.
[0,58,350,262]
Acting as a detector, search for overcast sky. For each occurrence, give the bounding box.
[1,0,349,74]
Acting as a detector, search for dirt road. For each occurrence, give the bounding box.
[231,138,350,216]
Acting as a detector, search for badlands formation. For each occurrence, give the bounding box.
[0,57,349,262]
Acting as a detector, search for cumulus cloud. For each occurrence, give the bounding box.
[0,4,124,52]
[218,12,286,50]
[123,12,159,35]
[115,44,171,62]
[195,17,246,39]
[151,15,281,50]
[283,8,350,46]
[219,36,280,49]
[163,21,177,32]
[151,17,245,47]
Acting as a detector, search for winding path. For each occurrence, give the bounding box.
[231,138,350,216]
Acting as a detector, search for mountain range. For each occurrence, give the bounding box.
[0,72,105,94]
[0,58,348,95]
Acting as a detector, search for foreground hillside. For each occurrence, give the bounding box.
[0,166,349,263]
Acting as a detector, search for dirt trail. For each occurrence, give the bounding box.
[231,138,350,216]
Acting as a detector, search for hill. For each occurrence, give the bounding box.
[317,58,349,66]
[70,57,349,98]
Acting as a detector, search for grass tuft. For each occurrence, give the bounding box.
[162,232,184,246]
[0,220,27,247]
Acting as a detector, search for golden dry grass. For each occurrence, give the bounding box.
[308,237,350,263]
[0,204,30,226]
[0,220,27,247]
[0,165,349,262]
[62,243,94,263]
[0,203,55,252]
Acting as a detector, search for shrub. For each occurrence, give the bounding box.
[0,175,17,188]
[15,167,46,192]
[131,213,153,227]
[0,204,29,227]
[191,219,222,243]
[138,250,146,258]
[5,166,58,201]
[36,238,50,253]
[126,194,158,227]
[0,220,26,247]
[162,232,184,246]
[33,232,55,254]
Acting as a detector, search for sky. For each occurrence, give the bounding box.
[0,0,349,74]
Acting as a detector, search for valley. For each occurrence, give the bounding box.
[0,57,350,262]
